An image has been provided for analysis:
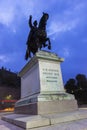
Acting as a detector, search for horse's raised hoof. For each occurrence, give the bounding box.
[25,52,28,60]
[25,56,28,60]
[48,45,51,50]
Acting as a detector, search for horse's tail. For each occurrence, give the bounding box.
[25,45,31,60]
[25,49,29,60]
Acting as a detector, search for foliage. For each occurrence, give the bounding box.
[64,74,87,105]
[65,78,77,94]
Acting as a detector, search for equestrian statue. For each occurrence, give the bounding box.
[25,12,51,60]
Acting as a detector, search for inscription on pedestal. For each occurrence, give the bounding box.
[42,68,59,84]
[39,61,64,92]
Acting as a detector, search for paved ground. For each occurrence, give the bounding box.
[0,112,24,130]
[0,109,87,130]
[0,119,24,130]
[32,119,87,130]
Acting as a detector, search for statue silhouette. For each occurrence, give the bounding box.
[25,13,51,60]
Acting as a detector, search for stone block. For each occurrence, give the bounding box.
[15,51,78,115]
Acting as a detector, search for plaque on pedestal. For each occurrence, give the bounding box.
[15,51,78,115]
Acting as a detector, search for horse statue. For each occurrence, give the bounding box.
[25,12,51,60]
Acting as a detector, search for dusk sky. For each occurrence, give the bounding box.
[0,0,87,83]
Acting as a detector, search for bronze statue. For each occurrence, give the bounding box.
[25,12,51,60]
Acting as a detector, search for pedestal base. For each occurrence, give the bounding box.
[15,51,78,115]
[15,93,78,115]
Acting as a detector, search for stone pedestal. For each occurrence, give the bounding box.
[15,51,78,115]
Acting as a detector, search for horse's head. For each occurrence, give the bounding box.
[39,12,49,30]
[43,12,49,21]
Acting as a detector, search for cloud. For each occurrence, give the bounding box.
[62,48,70,58]
[59,47,71,58]
[0,55,9,63]
[0,51,24,70]
[48,19,78,36]
[48,0,87,39]
[0,0,44,32]
[0,0,44,25]
[0,1,15,26]
[0,0,86,36]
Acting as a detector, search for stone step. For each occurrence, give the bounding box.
[2,109,87,129]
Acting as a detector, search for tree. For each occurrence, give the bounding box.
[76,74,87,90]
[65,74,87,105]
[64,78,77,94]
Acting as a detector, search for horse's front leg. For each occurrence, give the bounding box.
[25,45,31,60]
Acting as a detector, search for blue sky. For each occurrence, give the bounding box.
[0,0,87,83]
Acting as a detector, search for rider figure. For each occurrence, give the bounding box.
[25,15,38,59]
[27,15,38,44]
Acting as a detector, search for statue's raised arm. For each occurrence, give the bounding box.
[28,15,33,28]
[27,15,38,44]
